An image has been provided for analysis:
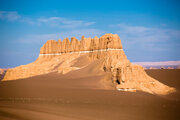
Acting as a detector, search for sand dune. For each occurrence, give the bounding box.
[0,69,180,120]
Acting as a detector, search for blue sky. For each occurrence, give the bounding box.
[0,0,180,68]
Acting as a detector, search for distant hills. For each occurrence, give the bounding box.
[133,61,180,69]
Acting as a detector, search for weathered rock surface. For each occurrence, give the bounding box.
[3,33,175,95]
[39,33,122,55]
[0,68,7,80]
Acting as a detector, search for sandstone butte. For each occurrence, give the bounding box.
[3,33,175,95]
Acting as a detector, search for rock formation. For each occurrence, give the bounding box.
[0,68,7,80]
[167,67,174,69]
[3,33,175,95]
[149,67,158,69]
[161,66,166,69]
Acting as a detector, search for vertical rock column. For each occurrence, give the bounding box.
[80,36,92,51]
[57,39,62,53]
[62,38,71,53]
[71,37,80,52]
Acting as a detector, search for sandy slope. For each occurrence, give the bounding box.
[0,69,180,120]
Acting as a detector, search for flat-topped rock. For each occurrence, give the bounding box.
[40,33,123,54]
[3,33,175,95]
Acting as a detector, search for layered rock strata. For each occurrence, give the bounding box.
[39,34,122,55]
[3,33,175,95]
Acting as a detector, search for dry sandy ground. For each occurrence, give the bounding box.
[0,69,180,120]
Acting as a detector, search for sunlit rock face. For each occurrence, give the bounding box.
[3,33,175,95]
[39,33,122,54]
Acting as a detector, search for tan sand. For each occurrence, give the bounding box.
[0,69,180,120]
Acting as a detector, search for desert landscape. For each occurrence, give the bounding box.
[0,1,180,120]
[0,34,180,120]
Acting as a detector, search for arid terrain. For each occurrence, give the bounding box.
[2,34,175,95]
[1,0,180,119]
[0,34,179,120]
[0,69,180,120]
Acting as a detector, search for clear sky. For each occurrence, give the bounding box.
[0,0,180,68]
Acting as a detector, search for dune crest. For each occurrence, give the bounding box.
[3,33,175,95]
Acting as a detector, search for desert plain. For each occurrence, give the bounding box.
[0,63,180,120]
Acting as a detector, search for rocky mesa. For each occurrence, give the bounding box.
[3,33,175,95]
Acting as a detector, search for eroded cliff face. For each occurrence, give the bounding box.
[3,33,175,95]
[39,34,122,54]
